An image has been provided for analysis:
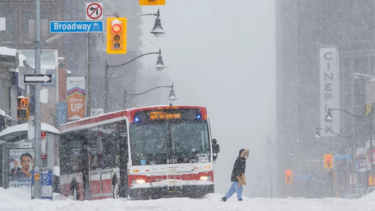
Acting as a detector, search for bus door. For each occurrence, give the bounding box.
[89,171,101,195]
[100,171,112,194]
[89,170,113,198]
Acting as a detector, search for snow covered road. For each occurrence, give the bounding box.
[1,187,375,211]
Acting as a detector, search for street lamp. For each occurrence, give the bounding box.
[123,84,177,109]
[326,108,373,171]
[354,73,375,81]
[104,49,166,113]
[87,9,165,117]
[257,176,273,198]
[128,8,165,37]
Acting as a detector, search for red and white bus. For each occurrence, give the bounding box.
[59,105,220,200]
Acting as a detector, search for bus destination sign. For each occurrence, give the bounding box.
[150,111,181,120]
[134,108,202,122]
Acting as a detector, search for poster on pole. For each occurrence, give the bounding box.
[9,149,34,188]
[67,77,86,120]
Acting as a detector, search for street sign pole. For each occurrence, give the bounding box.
[34,0,42,199]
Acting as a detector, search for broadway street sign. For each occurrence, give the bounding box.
[50,21,104,33]
[334,155,352,160]
[296,175,313,180]
[24,74,53,84]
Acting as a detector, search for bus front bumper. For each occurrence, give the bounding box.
[129,184,214,199]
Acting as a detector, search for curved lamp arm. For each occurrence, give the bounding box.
[108,51,160,68]
[127,85,172,96]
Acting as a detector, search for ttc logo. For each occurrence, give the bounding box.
[41,174,49,182]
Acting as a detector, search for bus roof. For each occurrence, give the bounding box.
[59,105,207,133]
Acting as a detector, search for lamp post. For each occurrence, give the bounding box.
[123,84,177,109]
[257,176,273,198]
[104,49,166,113]
[87,9,165,117]
[326,108,373,170]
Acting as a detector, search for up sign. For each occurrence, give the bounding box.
[67,77,86,120]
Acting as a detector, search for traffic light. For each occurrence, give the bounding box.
[139,0,165,6]
[285,170,292,184]
[107,17,127,54]
[17,96,29,120]
[324,154,333,169]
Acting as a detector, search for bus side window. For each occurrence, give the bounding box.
[72,148,81,172]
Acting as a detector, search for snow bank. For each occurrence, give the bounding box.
[2,187,375,211]
[0,46,17,56]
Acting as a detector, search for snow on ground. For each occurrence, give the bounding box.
[1,187,375,211]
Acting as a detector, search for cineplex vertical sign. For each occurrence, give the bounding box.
[320,48,340,137]
[67,77,86,120]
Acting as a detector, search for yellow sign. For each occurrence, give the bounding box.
[139,0,165,6]
[150,111,181,120]
[369,175,375,186]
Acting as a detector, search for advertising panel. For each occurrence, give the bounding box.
[67,77,86,120]
[357,148,368,172]
[9,148,34,187]
[320,48,340,137]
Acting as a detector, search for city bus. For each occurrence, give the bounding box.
[59,105,220,200]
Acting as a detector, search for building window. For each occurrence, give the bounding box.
[4,11,15,34]
[22,11,33,34]
[41,11,53,22]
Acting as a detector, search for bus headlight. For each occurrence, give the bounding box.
[199,176,212,181]
[132,179,146,184]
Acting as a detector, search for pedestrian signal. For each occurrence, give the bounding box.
[17,96,29,120]
[285,170,292,184]
[107,18,126,54]
[139,0,165,6]
[324,154,333,169]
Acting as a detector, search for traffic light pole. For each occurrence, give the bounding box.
[34,0,42,199]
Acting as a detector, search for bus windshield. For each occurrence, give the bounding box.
[130,120,210,165]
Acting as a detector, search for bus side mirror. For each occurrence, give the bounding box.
[212,139,220,161]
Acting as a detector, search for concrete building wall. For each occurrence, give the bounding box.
[276,0,375,198]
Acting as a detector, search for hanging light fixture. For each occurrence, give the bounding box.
[168,83,177,101]
[150,9,164,37]
[155,48,166,71]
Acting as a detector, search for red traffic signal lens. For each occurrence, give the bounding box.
[112,24,122,33]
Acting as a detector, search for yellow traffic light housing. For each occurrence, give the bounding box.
[17,96,29,120]
[285,170,292,184]
[107,18,127,54]
[139,0,165,6]
[324,154,333,169]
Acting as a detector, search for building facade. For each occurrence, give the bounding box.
[276,0,375,198]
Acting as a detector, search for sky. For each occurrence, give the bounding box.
[139,0,276,195]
